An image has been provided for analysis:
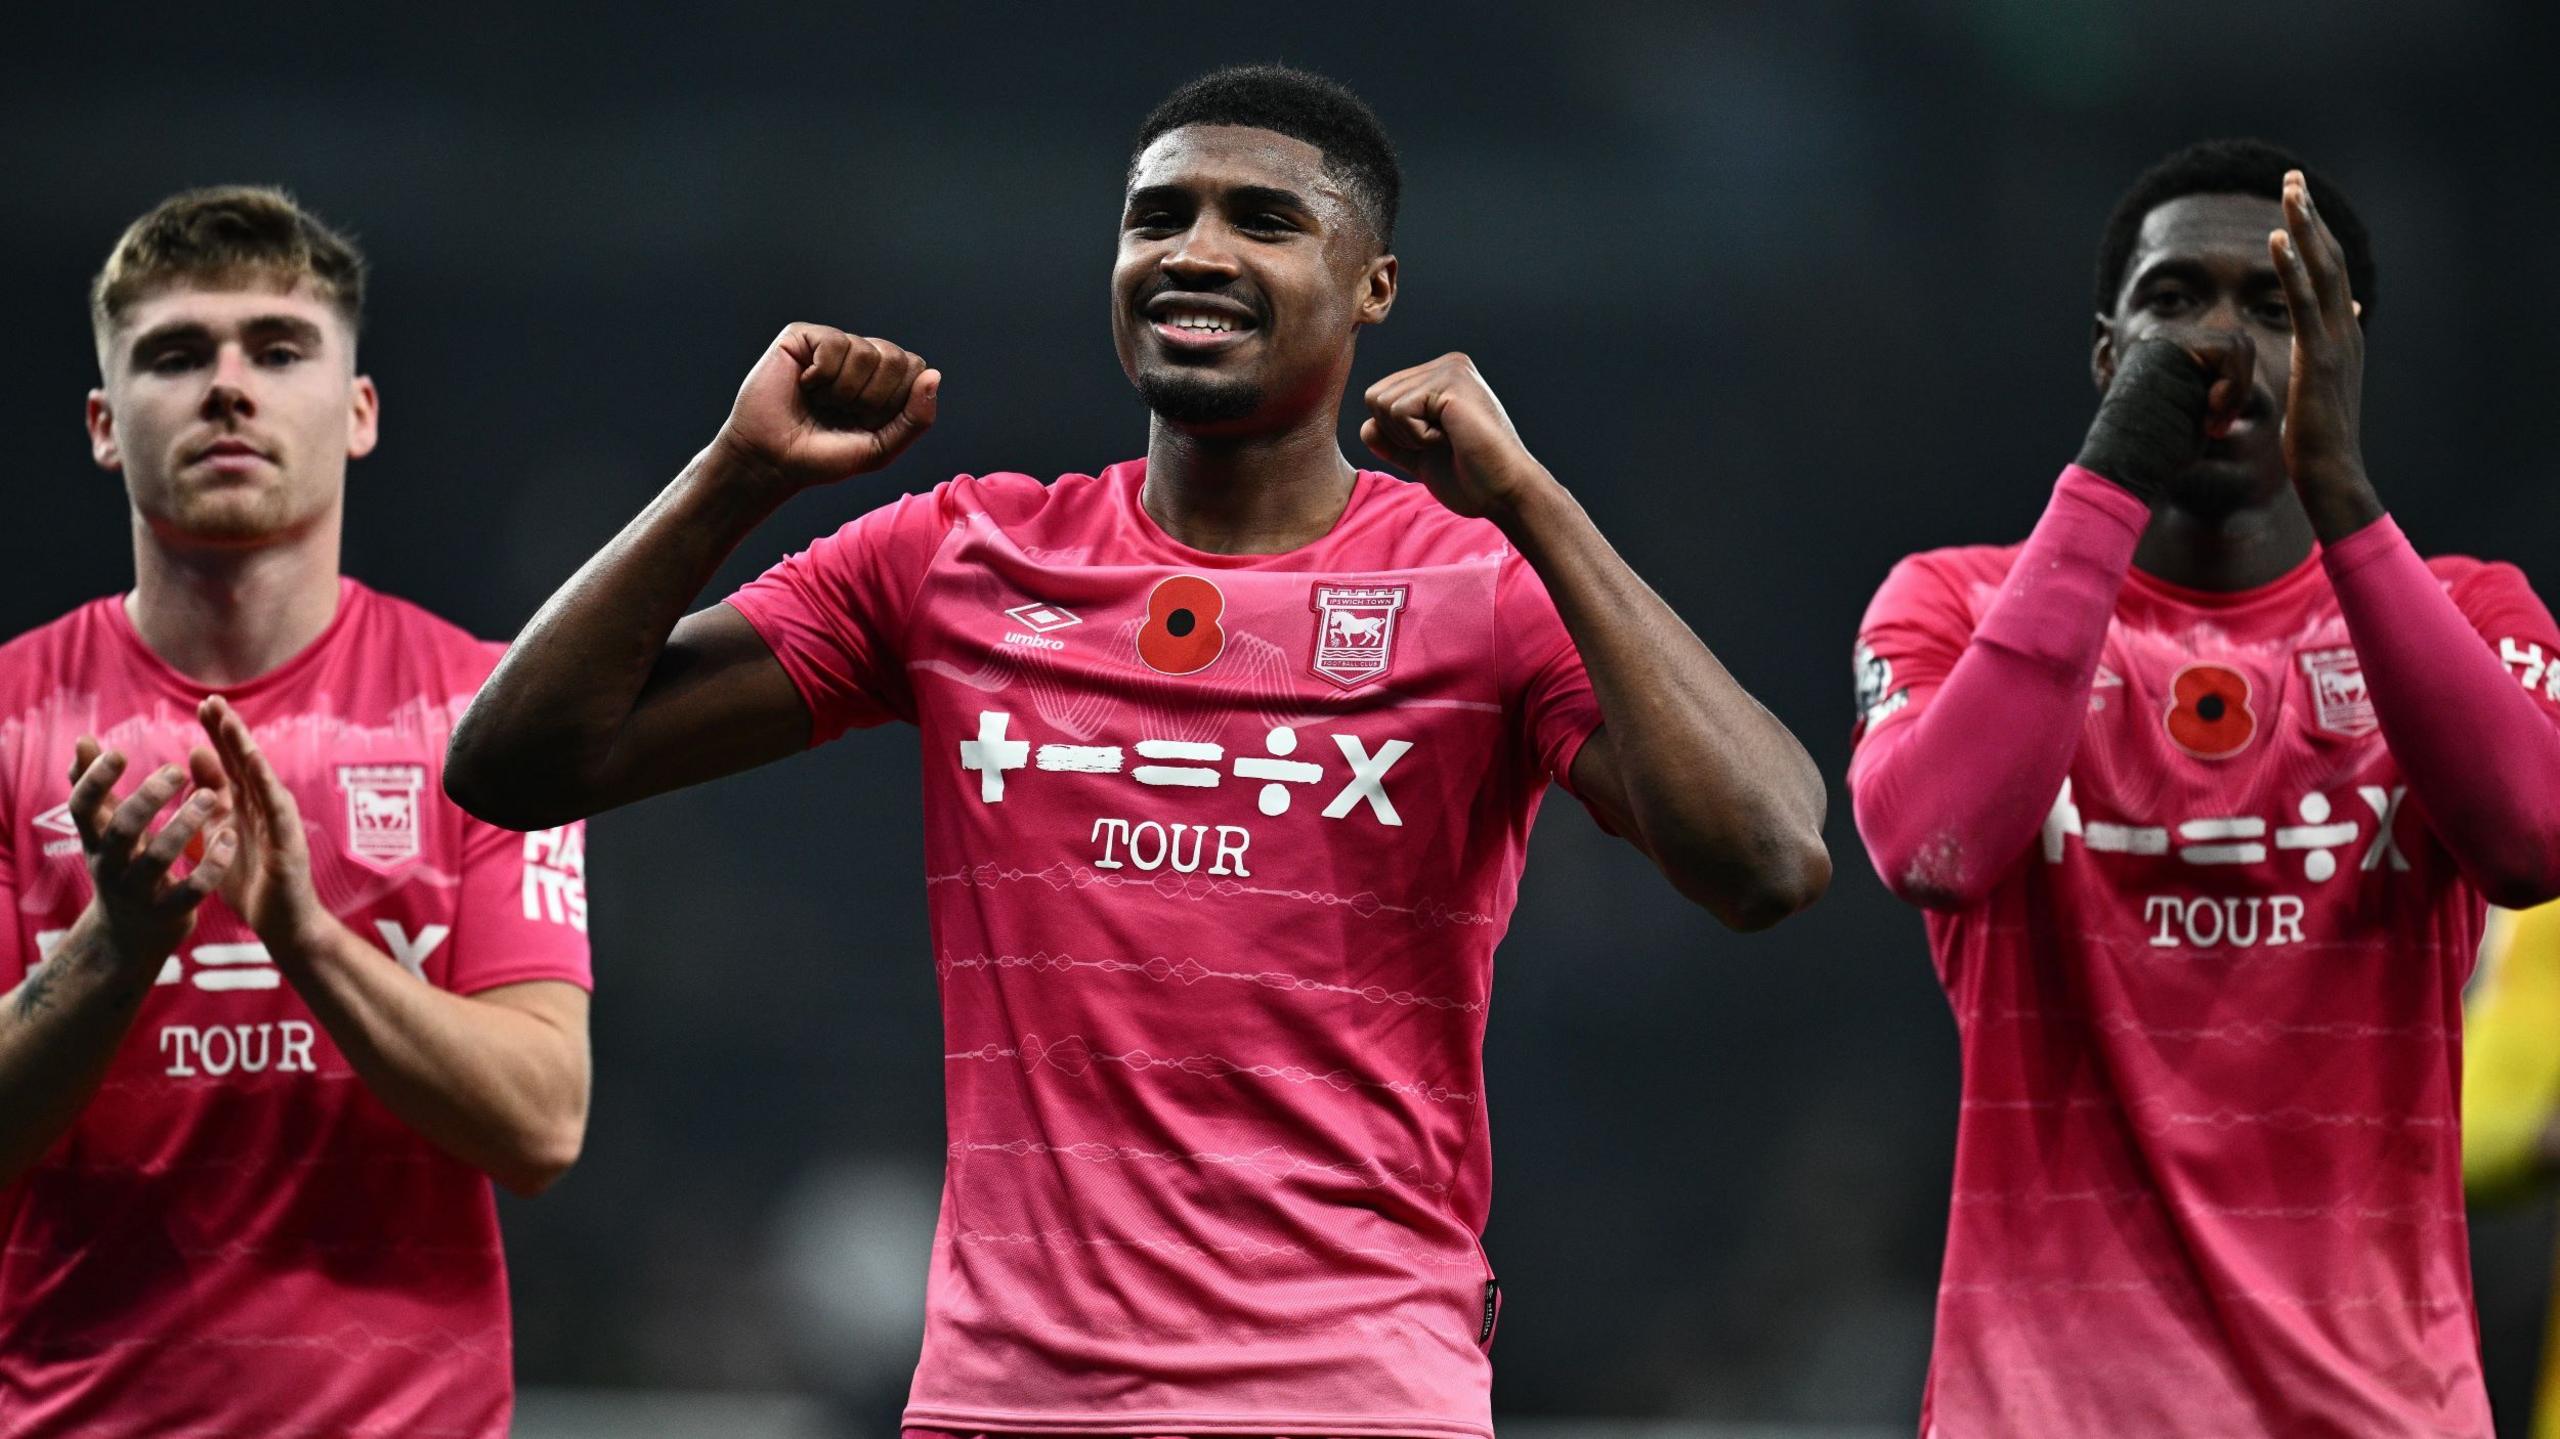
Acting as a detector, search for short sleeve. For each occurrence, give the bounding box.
[2443,559,2560,724]
[723,480,969,744]
[441,811,593,996]
[1494,551,1603,794]
[1850,554,1976,751]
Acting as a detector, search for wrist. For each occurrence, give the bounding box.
[257,904,350,973]
[1485,463,1574,542]
[699,430,804,509]
[2071,431,2166,507]
[2296,458,2384,543]
[71,903,171,978]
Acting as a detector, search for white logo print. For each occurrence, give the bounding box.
[2298,647,2377,737]
[1004,601,1082,634]
[32,802,82,858]
[522,825,588,932]
[1309,584,1409,690]
[336,764,426,871]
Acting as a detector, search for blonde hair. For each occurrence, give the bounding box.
[91,186,365,356]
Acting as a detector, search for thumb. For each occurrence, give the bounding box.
[871,369,942,457]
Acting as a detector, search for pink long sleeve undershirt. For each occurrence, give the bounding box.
[2325,515,2560,907]
[1850,467,2560,912]
[1850,466,2147,908]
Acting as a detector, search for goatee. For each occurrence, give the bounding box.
[1139,371,1262,426]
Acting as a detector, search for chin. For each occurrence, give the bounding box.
[1137,369,1265,427]
[2163,458,2287,522]
[149,493,307,548]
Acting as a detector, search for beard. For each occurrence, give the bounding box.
[2162,444,2287,523]
[1137,369,1263,426]
[135,470,322,548]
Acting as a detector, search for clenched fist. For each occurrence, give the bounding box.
[1361,353,1555,522]
[2076,333,2255,504]
[712,324,941,491]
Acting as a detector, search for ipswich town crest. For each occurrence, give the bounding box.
[336,763,426,870]
[1309,583,1409,690]
[2297,646,2377,738]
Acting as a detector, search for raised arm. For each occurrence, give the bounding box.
[1848,336,2252,911]
[1360,352,1828,931]
[0,744,234,1185]
[202,697,591,1195]
[2266,171,2560,906]
[444,325,940,830]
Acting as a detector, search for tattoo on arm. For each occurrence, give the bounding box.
[11,963,62,1021]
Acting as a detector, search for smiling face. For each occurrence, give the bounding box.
[2093,192,2295,517]
[1112,123,1395,436]
[87,278,377,549]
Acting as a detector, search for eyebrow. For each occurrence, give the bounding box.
[2128,254,2282,291]
[127,314,329,361]
[1125,182,1316,216]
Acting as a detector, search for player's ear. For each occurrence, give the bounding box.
[347,375,381,461]
[1358,253,1397,326]
[2089,313,2117,393]
[86,390,122,472]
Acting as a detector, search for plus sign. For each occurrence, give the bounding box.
[959,710,1029,803]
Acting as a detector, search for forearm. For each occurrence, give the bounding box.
[2325,516,2560,906]
[0,912,159,1184]
[446,443,794,826]
[1850,466,2148,909]
[272,918,588,1195]
[1499,477,1828,927]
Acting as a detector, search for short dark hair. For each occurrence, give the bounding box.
[1132,64,1402,249]
[2093,138,2376,321]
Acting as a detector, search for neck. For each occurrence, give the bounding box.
[1141,402,1357,555]
[126,507,345,688]
[2130,484,2318,593]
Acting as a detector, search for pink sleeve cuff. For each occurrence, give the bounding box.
[2053,464,2156,540]
[2318,511,2406,580]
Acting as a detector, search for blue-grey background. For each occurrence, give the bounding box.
[6,2,2558,1431]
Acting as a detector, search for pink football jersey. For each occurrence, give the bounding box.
[0,579,592,1436]
[727,461,1600,1438]
[1852,541,2560,1436]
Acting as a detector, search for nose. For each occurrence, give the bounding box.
[200,342,257,421]
[1159,221,1243,287]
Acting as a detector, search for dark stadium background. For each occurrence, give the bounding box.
[6,3,2559,1433]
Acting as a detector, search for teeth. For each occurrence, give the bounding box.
[1163,311,1238,333]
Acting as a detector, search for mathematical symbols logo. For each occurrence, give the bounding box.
[1003,600,1082,635]
[336,764,425,870]
[2297,647,2376,738]
[1309,583,1409,691]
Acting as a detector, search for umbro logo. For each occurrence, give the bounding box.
[33,802,81,857]
[1004,601,1081,634]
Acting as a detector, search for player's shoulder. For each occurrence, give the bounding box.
[1335,470,1522,568]
[931,469,1058,523]
[1853,542,2024,639]
[1874,542,2025,607]
[2419,548,2537,597]
[339,579,508,684]
[1887,541,2026,586]
[0,595,129,696]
